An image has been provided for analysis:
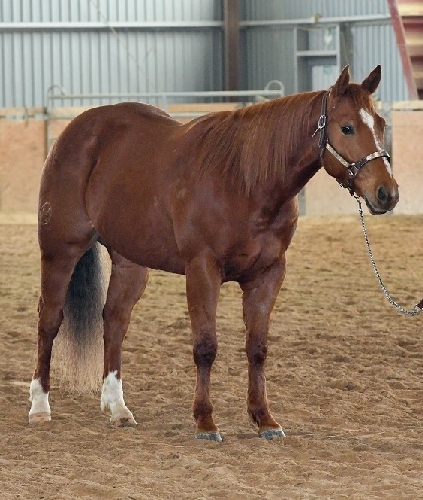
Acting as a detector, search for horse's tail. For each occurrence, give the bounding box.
[52,242,109,393]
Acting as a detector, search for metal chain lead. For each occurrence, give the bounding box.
[354,195,422,316]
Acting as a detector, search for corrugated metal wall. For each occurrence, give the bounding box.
[0,0,224,107]
[243,0,409,102]
[0,0,411,108]
[241,25,295,96]
[244,0,391,19]
[0,0,220,22]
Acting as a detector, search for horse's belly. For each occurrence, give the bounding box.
[98,217,185,274]
[87,192,184,273]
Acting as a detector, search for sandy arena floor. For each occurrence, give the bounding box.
[1,213,423,499]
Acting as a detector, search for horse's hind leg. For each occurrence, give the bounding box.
[101,249,148,427]
[29,243,90,423]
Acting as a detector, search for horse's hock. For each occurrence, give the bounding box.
[0,102,422,216]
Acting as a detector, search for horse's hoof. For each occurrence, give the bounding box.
[259,428,285,440]
[111,416,137,427]
[195,431,223,443]
[29,412,51,424]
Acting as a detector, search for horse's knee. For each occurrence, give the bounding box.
[193,337,218,367]
[246,340,268,366]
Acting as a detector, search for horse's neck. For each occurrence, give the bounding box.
[280,93,325,199]
[253,154,320,227]
[287,147,322,193]
[252,95,324,214]
[273,164,320,216]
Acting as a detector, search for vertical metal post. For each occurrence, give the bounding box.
[387,0,418,100]
[223,0,239,92]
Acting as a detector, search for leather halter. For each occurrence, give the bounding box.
[312,91,391,195]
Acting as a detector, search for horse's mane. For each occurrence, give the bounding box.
[185,91,321,194]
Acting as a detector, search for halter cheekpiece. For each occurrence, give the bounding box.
[312,91,391,195]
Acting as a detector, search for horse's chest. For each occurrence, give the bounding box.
[222,242,261,280]
[221,231,287,281]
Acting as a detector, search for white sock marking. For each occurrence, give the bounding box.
[101,371,134,422]
[29,378,51,416]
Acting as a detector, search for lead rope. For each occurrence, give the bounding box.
[354,194,423,316]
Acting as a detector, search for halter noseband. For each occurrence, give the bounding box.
[312,91,391,195]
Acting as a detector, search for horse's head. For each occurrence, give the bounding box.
[318,65,398,214]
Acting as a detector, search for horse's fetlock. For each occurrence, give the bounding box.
[248,405,270,427]
[193,401,213,421]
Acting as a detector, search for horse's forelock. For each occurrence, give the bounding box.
[343,83,376,113]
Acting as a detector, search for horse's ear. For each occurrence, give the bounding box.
[332,65,350,97]
[361,65,381,94]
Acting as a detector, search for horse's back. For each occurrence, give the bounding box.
[73,101,177,126]
[47,101,179,169]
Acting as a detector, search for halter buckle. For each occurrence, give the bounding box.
[317,114,326,130]
[312,114,326,138]
[348,165,359,178]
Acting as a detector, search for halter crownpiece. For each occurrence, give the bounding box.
[312,91,391,195]
[312,91,329,151]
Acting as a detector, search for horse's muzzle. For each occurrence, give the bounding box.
[365,184,399,215]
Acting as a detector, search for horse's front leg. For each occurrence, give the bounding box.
[241,259,286,439]
[101,250,148,427]
[185,251,222,442]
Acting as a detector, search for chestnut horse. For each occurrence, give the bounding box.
[29,65,398,442]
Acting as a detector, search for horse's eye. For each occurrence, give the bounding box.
[341,125,355,135]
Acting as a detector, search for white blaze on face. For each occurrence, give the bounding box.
[359,108,392,176]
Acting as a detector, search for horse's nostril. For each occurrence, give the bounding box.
[377,186,389,204]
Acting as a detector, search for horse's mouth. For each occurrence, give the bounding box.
[365,196,387,215]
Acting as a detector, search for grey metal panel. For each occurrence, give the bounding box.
[350,23,408,102]
[0,0,412,108]
[245,0,390,19]
[0,0,224,108]
[244,0,285,21]
[1,0,222,23]
[243,0,408,101]
[244,26,294,93]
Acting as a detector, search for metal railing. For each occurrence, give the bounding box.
[45,83,285,153]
